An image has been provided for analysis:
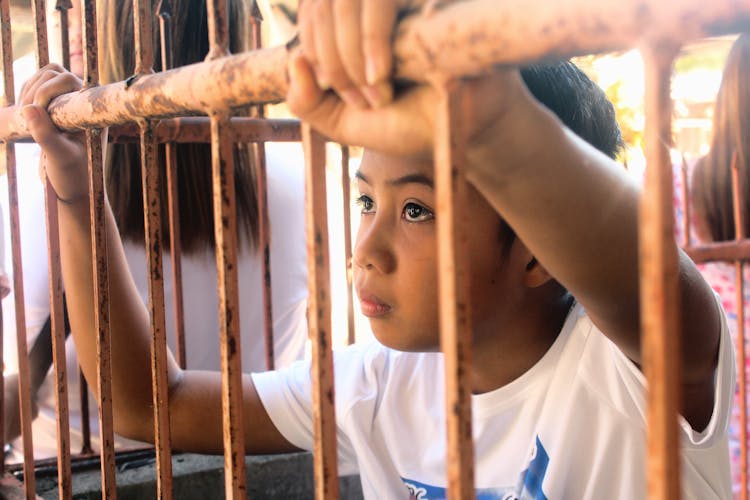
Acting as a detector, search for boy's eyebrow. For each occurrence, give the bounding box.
[354,170,434,188]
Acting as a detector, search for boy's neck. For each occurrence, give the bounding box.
[470,292,574,394]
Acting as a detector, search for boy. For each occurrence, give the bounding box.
[18,1,732,497]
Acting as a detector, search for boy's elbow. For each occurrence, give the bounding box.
[111,400,157,444]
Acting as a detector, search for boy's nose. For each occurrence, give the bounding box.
[352,224,396,275]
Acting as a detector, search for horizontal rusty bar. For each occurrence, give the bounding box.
[106,118,301,144]
[1,0,749,140]
[684,240,750,263]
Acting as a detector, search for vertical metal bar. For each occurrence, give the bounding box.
[133,0,154,76]
[249,3,274,370]
[140,121,174,499]
[639,44,681,500]
[41,2,74,497]
[206,0,229,59]
[731,151,748,500]
[435,81,474,498]
[340,145,355,345]
[55,0,73,70]
[205,0,245,492]
[211,114,247,499]
[0,0,14,477]
[254,141,274,370]
[135,1,173,495]
[81,0,116,496]
[157,0,186,370]
[302,124,339,499]
[30,0,49,67]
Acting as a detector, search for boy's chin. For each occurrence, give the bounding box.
[372,328,440,353]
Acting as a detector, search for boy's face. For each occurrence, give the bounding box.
[353,150,527,352]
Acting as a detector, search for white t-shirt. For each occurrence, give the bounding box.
[253,301,734,499]
[1,141,308,460]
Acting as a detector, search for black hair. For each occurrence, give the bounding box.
[498,61,625,252]
[101,0,258,254]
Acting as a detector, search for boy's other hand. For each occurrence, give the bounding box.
[19,64,90,204]
[297,0,406,109]
[289,0,534,158]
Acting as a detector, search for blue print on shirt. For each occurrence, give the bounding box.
[402,436,549,500]
[518,436,550,500]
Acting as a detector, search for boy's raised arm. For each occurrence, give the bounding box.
[288,0,721,431]
[20,64,296,454]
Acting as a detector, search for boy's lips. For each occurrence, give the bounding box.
[357,290,393,318]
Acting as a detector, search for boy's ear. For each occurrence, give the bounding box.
[523,257,554,288]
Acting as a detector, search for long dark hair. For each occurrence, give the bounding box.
[99,0,258,253]
[691,34,750,242]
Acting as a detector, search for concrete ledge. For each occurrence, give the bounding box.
[35,452,363,499]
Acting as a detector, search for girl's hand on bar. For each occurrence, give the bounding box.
[18,64,90,205]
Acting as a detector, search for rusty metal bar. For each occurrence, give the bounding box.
[639,44,681,500]
[247,2,275,371]
[254,140,274,371]
[435,81,474,498]
[30,0,48,67]
[732,151,748,500]
[81,0,117,495]
[2,0,38,495]
[139,120,174,499]
[0,0,14,480]
[87,126,117,499]
[206,0,229,59]
[107,118,301,144]
[157,0,186,369]
[206,0,246,493]
[210,114,247,499]
[55,0,73,70]
[133,0,154,76]
[340,145,355,345]
[133,0,174,494]
[302,124,339,499]
[684,240,750,263]
[4,0,750,141]
[37,3,75,498]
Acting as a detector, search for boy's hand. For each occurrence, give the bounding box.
[288,0,533,159]
[18,64,90,204]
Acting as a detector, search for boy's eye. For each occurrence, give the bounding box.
[355,194,375,214]
[402,202,434,222]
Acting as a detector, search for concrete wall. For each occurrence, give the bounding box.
[35,452,364,499]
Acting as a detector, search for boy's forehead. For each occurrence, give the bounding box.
[359,150,433,181]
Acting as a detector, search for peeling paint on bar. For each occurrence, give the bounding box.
[2,0,750,141]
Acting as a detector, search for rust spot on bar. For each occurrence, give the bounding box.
[302,124,339,499]
[139,120,174,499]
[434,80,475,499]
[340,145,356,345]
[211,114,247,499]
